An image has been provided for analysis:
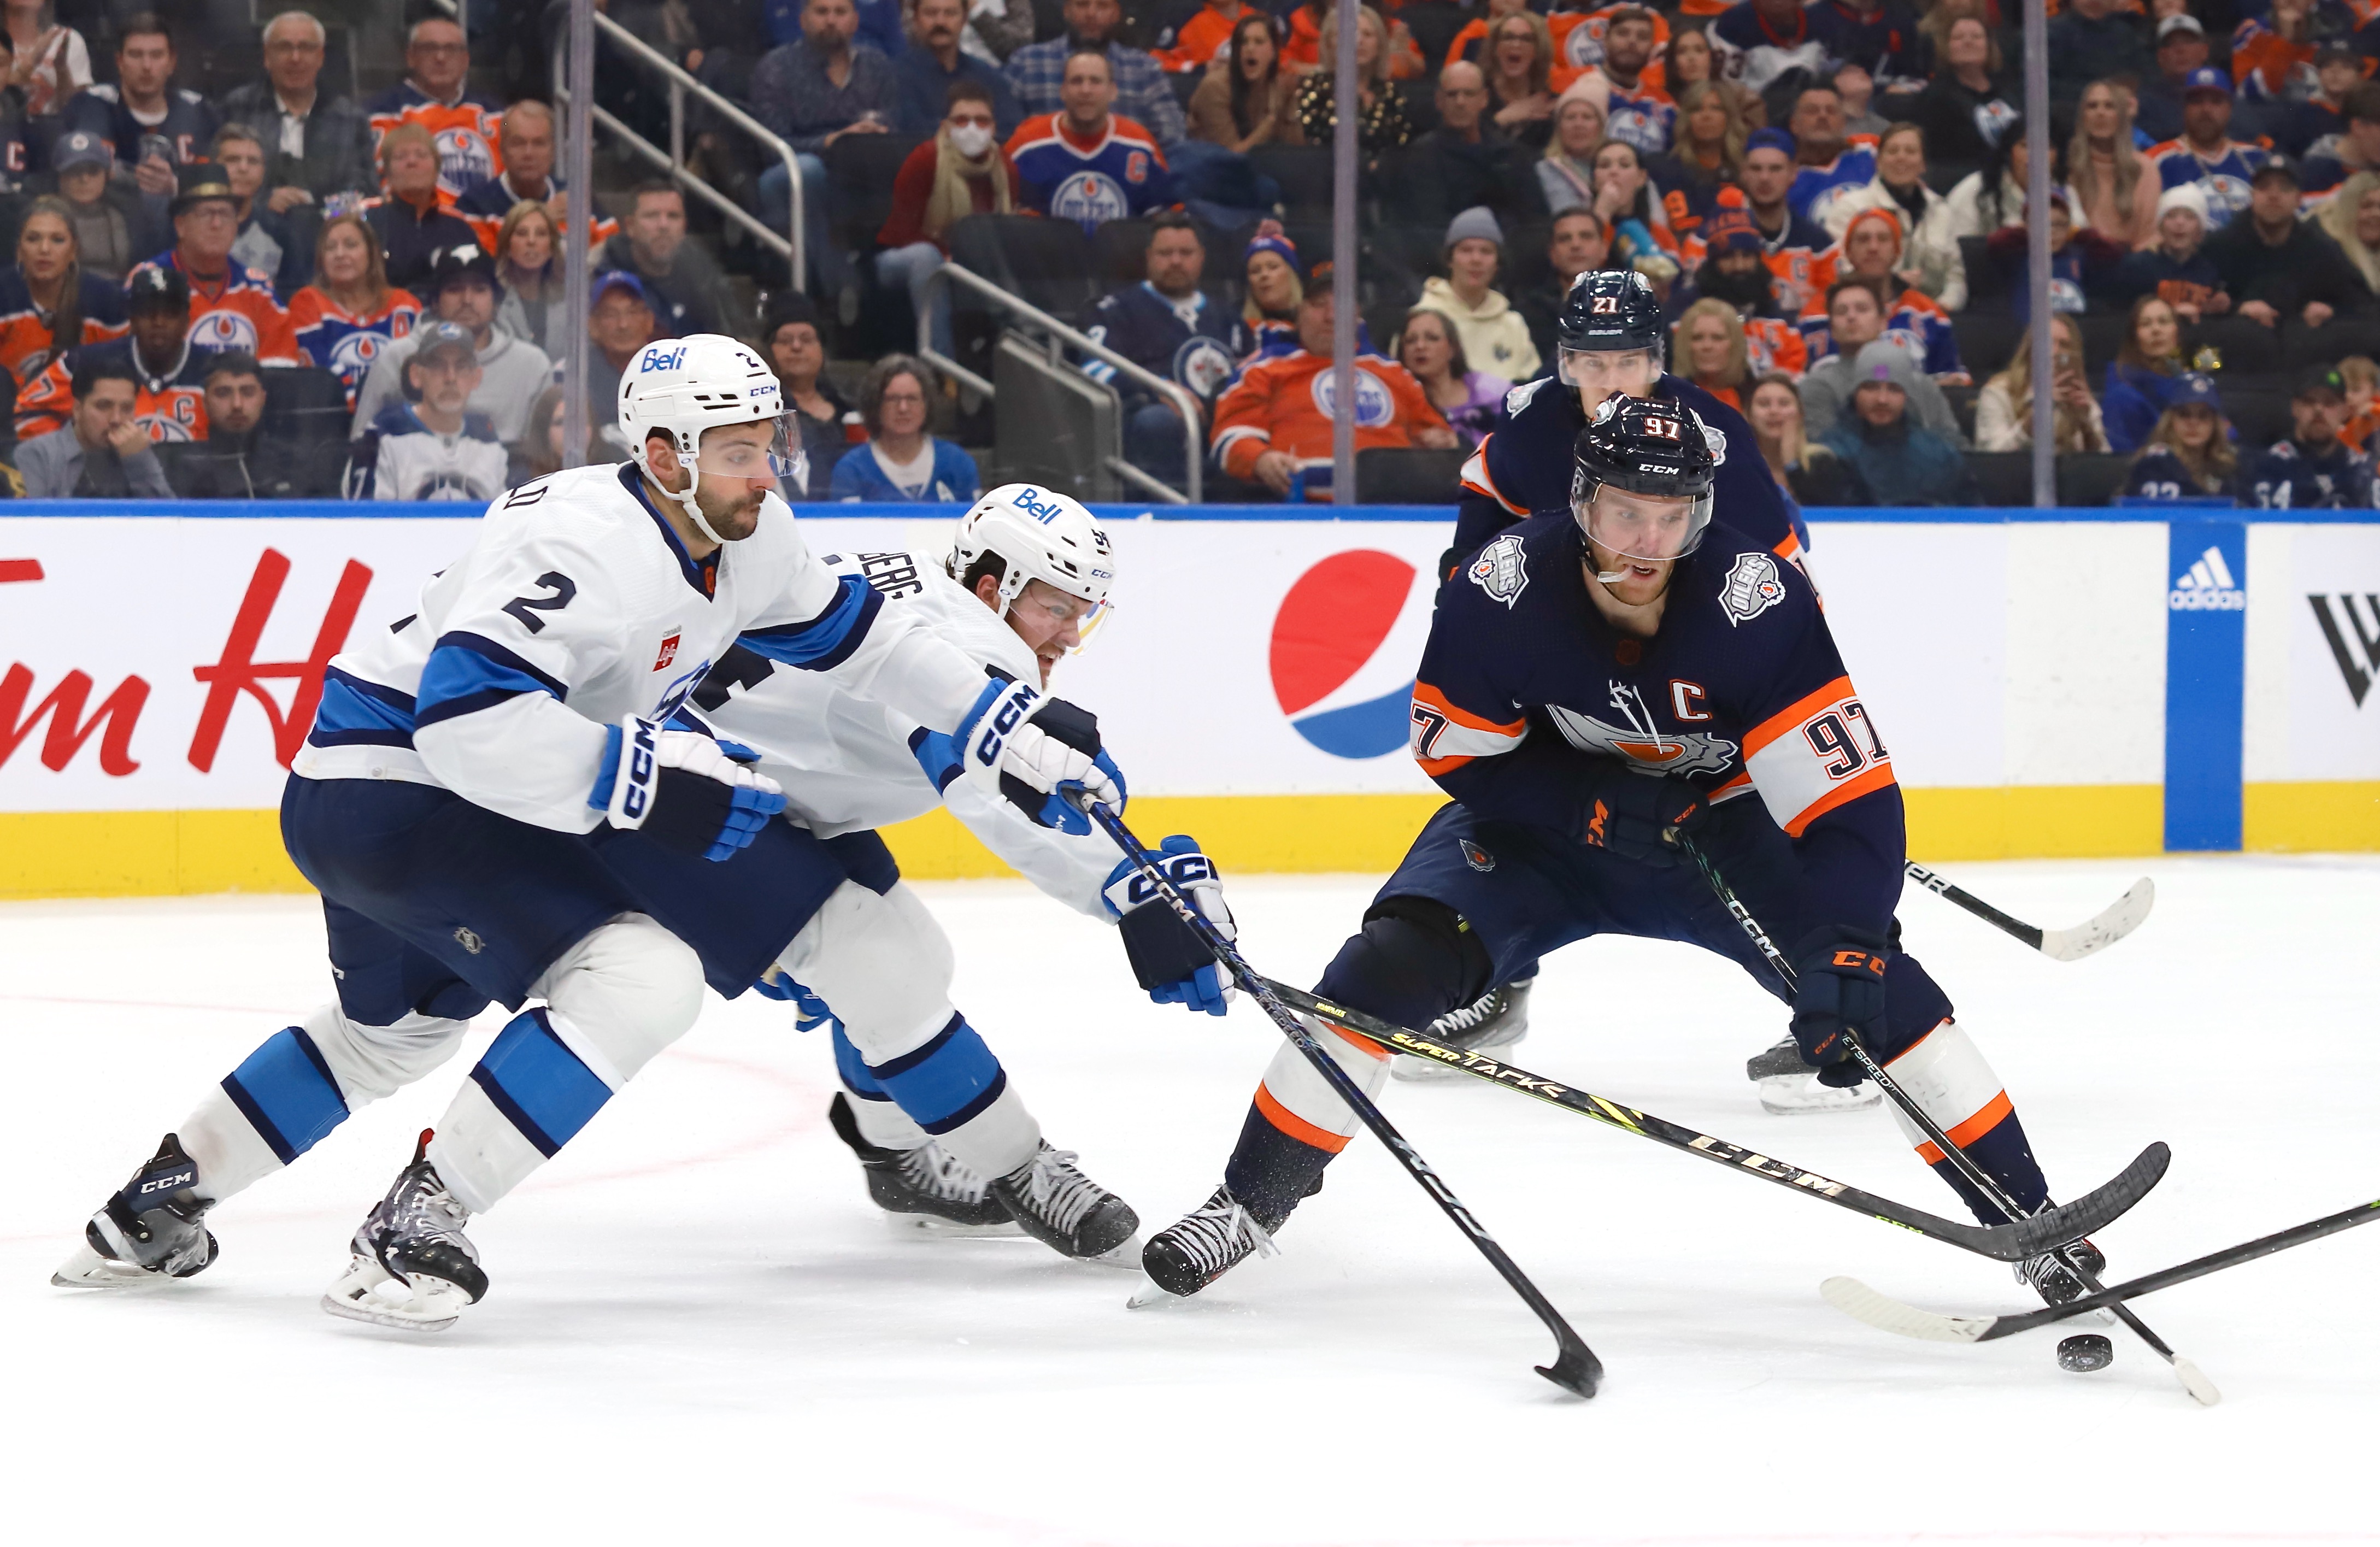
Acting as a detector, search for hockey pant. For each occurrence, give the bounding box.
[1223,803,2053,1232]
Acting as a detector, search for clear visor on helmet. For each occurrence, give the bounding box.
[1572,480,1713,566]
[692,413,808,493]
[1557,345,1661,401]
[1004,574,1112,655]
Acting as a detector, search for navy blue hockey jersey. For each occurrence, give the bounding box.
[1410,513,1903,931]
[63,84,219,170]
[2245,437,2375,510]
[1453,372,1808,564]
[1080,282,1239,405]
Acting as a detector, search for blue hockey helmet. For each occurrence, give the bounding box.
[1570,396,1724,564]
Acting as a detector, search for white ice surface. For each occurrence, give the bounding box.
[4,857,2376,1545]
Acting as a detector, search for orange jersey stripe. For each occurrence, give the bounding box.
[1914,1090,2015,1164]
[1254,1080,1356,1152]
[1780,759,1896,838]
[1743,673,1856,759]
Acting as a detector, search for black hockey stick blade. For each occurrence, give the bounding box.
[1825,1195,2380,1345]
[1903,863,2156,962]
[1077,796,1602,1398]
[1263,979,2170,1263]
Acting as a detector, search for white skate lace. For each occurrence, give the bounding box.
[1168,1187,1279,1276]
[898,1142,989,1204]
[1007,1146,1109,1234]
[1427,989,1503,1038]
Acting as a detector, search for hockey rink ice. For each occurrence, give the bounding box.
[4,855,2376,1545]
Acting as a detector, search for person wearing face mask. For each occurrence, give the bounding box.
[878,82,1018,356]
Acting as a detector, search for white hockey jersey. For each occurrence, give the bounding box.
[687,548,1121,919]
[295,463,999,832]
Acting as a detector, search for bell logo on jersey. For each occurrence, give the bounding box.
[1545,703,1739,774]
[1468,534,1529,609]
[1719,552,1785,626]
[1011,486,1066,523]
[1271,550,1426,758]
[2170,545,2246,611]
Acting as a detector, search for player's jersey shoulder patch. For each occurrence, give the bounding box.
[1505,377,1553,417]
[1718,550,1786,626]
[1467,533,1530,607]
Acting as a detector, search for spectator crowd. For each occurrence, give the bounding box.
[7,0,2380,508]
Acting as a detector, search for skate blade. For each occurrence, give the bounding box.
[50,1240,175,1291]
[1126,1272,1184,1309]
[319,1256,467,1333]
[882,1211,1026,1238]
[1757,1073,1882,1116]
[1083,1232,1144,1269]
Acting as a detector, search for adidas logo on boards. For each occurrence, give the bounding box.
[2169,546,2245,611]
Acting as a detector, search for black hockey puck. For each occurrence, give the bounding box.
[2057,1333,2114,1373]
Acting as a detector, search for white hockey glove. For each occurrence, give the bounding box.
[593,717,786,862]
[955,677,1125,834]
[1102,836,1236,1016]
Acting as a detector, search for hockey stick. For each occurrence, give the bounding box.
[1257,977,2166,1264]
[1904,863,2155,963]
[1684,838,2219,1405]
[1076,795,1602,1398]
[1822,1195,2380,1344]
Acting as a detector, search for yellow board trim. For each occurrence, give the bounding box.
[3,783,2376,898]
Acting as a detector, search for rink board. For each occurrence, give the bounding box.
[1,501,2375,897]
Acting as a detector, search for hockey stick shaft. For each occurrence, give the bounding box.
[1968,1197,2380,1341]
[1685,839,2207,1394]
[1903,863,2043,950]
[1078,797,1602,1398]
[1259,977,2165,1264]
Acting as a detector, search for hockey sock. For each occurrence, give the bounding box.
[430,1008,617,1214]
[1881,1020,2050,1224]
[832,1025,931,1151]
[856,1013,1039,1179]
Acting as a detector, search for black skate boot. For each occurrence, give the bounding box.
[2017,1237,2108,1307]
[1747,1034,1880,1115]
[53,1134,220,1289]
[1130,1184,1285,1305]
[322,1130,488,1332]
[1391,978,1535,1083]
[986,1142,1139,1263]
[827,1092,1020,1235]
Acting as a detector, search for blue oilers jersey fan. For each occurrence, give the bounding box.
[1135,398,2102,1315]
[1451,269,1809,573]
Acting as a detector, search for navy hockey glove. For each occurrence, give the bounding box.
[1103,836,1235,1016]
[593,717,786,862]
[955,677,1125,834]
[1789,926,1891,1088]
[1574,762,1708,867]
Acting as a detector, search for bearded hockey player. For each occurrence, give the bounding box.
[1135,398,2101,1313]
[55,336,1126,1331]
[671,485,1234,1258]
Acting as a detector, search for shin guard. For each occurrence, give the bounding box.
[1882,1020,2049,1223]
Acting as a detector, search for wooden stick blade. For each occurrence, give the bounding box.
[2040,877,2156,962]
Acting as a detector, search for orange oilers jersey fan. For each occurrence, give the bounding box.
[0,269,127,391]
[16,337,214,443]
[1208,345,1450,491]
[367,86,505,199]
[130,253,299,366]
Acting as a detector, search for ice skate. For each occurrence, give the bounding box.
[986,1142,1139,1263]
[1392,978,1533,1081]
[1748,1036,1880,1114]
[827,1092,1021,1236]
[52,1134,219,1289]
[322,1130,487,1333]
[2017,1236,2108,1308]
[1130,1184,1280,1305]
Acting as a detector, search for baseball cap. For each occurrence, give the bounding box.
[2317,42,2360,69]
[2252,155,2301,188]
[428,241,500,295]
[126,264,190,314]
[54,130,109,173]
[2296,365,2347,401]
[2156,14,2205,40]
[2171,372,2222,410]
[1746,126,1796,159]
[591,269,652,309]
[413,317,478,362]
[2181,66,2232,98]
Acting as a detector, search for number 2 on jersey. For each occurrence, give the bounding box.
[502,572,578,633]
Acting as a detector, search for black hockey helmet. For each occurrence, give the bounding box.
[1555,269,1666,356]
[1569,396,1724,563]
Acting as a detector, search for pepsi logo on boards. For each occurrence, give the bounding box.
[1269,550,1420,759]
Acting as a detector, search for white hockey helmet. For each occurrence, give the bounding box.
[618,332,804,542]
[949,484,1115,621]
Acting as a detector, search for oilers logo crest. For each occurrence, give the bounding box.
[1308,365,1394,427]
[328,327,386,384]
[1467,534,1530,608]
[1719,551,1785,626]
[194,308,261,352]
[435,125,497,188]
[1051,171,1130,226]
[1545,703,1739,774]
